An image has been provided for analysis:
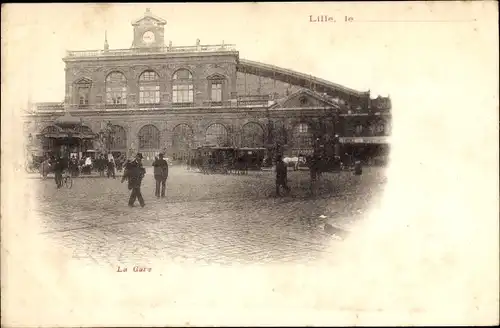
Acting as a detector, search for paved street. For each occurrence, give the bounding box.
[29,166,386,266]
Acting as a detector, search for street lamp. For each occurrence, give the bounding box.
[98,121,115,154]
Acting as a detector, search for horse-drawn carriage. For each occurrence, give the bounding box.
[187,146,266,175]
[26,155,45,173]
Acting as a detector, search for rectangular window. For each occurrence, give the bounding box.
[106,87,127,105]
[139,85,160,104]
[210,83,222,102]
[173,85,194,103]
[78,86,90,105]
[298,124,308,133]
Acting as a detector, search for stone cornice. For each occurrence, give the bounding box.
[63,51,239,63]
[22,107,391,121]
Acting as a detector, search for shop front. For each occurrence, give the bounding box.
[339,136,390,166]
[37,116,96,160]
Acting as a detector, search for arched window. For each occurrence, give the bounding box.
[172,69,194,104]
[139,70,160,105]
[109,125,127,150]
[172,124,194,160]
[138,124,160,150]
[241,122,265,148]
[292,123,313,149]
[205,123,229,147]
[105,72,127,106]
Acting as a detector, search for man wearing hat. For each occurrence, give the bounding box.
[152,152,169,198]
[121,153,146,207]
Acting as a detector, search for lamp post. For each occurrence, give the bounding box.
[98,121,115,155]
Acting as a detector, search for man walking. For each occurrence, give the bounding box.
[121,153,146,207]
[152,152,169,198]
[53,156,64,189]
[275,154,291,197]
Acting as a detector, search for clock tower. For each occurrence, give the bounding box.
[131,8,166,48]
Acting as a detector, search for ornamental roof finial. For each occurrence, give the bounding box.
[104,30,109,51]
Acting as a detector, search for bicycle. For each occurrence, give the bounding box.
[62,171,73,189]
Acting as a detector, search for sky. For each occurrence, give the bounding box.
[3,2,495,107]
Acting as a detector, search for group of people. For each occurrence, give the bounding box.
[121,152,169,207]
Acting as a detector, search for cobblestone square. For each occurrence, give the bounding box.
[30,166,386,266]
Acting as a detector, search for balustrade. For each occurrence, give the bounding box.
[65,44,237,58]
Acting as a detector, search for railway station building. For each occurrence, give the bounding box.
[23,8,391,165]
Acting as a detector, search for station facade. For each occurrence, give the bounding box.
[23,8,392,164]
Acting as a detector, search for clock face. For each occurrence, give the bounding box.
[142,31,155,43]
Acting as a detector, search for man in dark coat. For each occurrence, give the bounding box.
[275,155,290,196]
[107,156,116,179]
[152,153,169,198]
[53,156,65,189]
[121,153,146,207]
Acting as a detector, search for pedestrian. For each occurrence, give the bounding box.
[121,153,146,207]
[53,156,64,189]
[354,158,362,176]
[98,154,105,177]
[107,154,116,179]
[275,154,290,196]
[152,152,169,198]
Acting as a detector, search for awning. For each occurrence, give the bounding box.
[339,136,390,144]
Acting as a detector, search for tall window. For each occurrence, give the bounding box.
[172,69,194,104]
[74,78,91,107]
[207,74,225,103]
[139,70,160,105]
[292,123,313,149]
[138,124,160,150]
[205,123,229,147]
[105,72,127,105]
[78,85,90,106]
[354,124,363,136]
[210,82,222,102]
